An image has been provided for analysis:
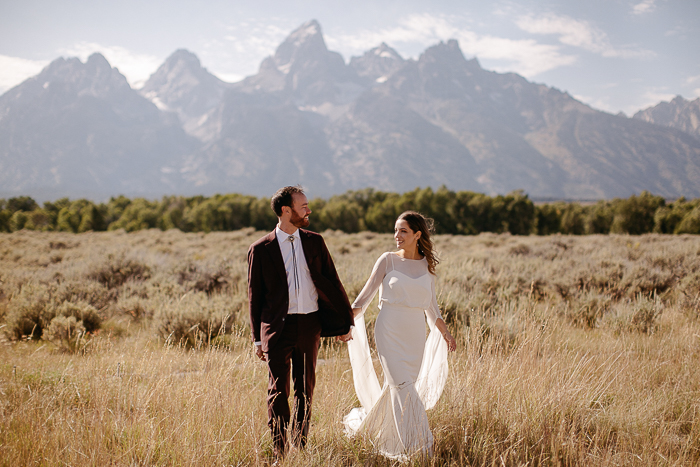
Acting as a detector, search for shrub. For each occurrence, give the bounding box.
[559,203,585,235]
[619,264,674,298]
[584,201,614,234]
[116,296,151,321]
[177,261,232,295]
[675,206,700,234]
[23,210,53,231]
[603,294,662,334]
[630,294,662,333]
[155,294,240,348]
[108,198,161,232]
[89,255,151,289]
[55,301,101,333]
[610,191,665,234]
[0,208,10,232]
[42,316,86,353]
[534,203,562,235]
[4,284,55,340]
[567,292,611,328]
[6,196,38,213]
[55,280,118,311]
[9,211,28,231]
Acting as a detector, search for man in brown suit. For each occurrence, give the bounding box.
[248,185,353,459]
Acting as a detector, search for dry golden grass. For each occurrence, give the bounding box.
[1,229,699,466]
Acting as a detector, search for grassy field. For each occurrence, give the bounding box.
[1,229,699,466]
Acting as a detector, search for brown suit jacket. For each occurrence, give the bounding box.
[248,229,353,352]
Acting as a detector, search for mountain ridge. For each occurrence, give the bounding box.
[2,20,700,201]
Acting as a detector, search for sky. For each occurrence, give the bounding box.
[1,0,698,116]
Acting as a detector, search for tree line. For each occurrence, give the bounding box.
[2,188,700,235]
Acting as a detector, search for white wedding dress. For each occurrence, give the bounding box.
[344,252,448,459]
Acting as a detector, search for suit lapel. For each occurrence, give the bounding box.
[264,230,287,285]
[299,229,317,266]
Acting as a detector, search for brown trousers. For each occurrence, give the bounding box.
[265,312,321,454]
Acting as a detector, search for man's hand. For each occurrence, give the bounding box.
[254,344,266,361]
[336,330,353,343]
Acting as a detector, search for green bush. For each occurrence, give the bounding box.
[584,201,614,234]
[610,191,665,235]
[9,211,28,231]
[675,206,700,234]
[534,203,562,235]
[24,210,53,231]
[1,189,697,236]
[6,196,38,213]
[559,203,585,235]
[0,208,10,232]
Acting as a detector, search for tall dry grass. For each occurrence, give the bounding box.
[1,229,699,465]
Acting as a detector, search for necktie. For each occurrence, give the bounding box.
[288,235,299,294]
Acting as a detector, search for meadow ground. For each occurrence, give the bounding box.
[0,229,699,466]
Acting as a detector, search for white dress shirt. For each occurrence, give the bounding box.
[275,226,319,315]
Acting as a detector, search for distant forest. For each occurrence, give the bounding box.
[2,187,700,235]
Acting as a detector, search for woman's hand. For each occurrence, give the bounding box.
[442,329,456,352]
[435,318,456,352]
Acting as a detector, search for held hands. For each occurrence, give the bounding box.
[336,330,353,343]
[254,344,266,361]
[337,310,359,343]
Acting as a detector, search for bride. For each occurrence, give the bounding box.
[338,211,457,459]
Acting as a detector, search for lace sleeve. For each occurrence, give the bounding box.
[425,273,443,323]
[351,253,389,317]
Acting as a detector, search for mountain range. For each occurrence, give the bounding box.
[2,19,700,201]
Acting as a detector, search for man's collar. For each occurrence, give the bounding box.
[275,225,300,242]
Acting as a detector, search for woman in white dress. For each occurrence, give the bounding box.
[339,211,457,459]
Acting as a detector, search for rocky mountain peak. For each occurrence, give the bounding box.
[671,95,688,105]
[373,43,402,60]
[241,19,358,105]
[142,49,224,94]
[420,39,466,64]
[634,95,700,140]
[3,53,132,107]
[140,49,228,137]
[40,53,128,91]
[349,43,405,83]
[85,52,111,69]
[273,19,328,73]
[165,49,202,68]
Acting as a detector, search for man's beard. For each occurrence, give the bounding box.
[290,210,310,228]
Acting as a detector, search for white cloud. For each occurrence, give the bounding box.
[223,23,291,56]
[573,93,617,113]
[686,75,700,85]
[58,42,162,88]
[0,55,49,94]
[200,18,299,82]
[632,0,656,15]
[637,88,677,110]
[325,13,577,78]
[516,13,653,59]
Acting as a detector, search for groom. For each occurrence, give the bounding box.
[247,185,354,458]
